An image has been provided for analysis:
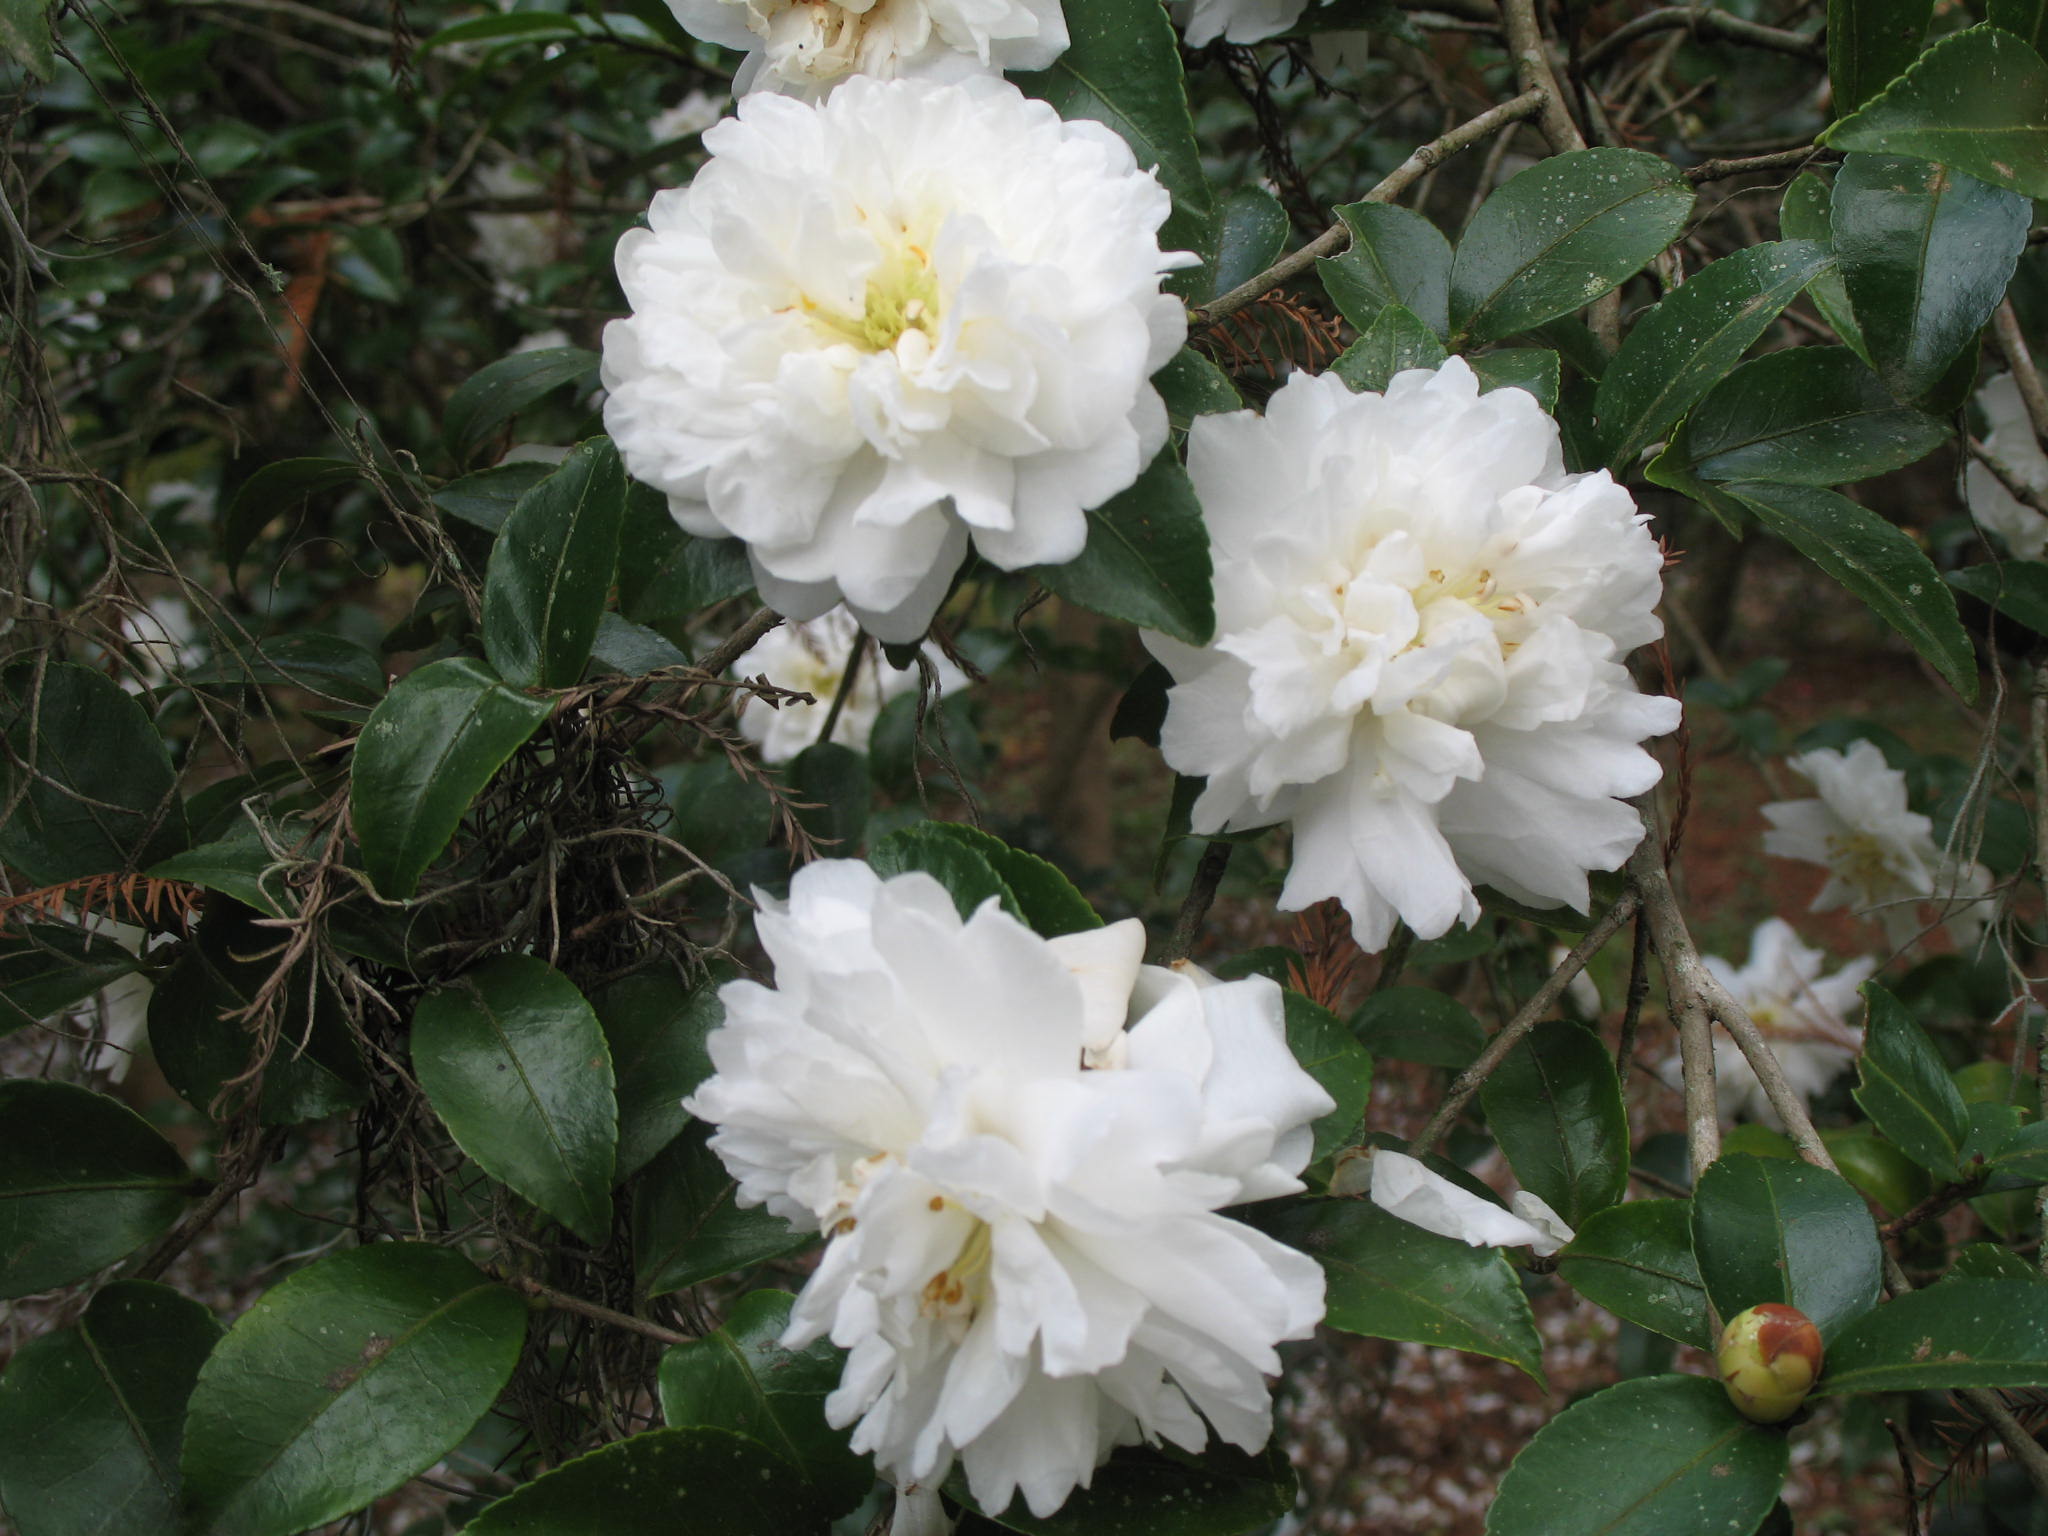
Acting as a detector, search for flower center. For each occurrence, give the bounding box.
[808,240,941,354]
[1824,830,1897,903]
[754,0,874,83]
[919,1216,992,1323]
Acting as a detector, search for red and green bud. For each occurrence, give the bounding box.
[1716,1303,1823,1424]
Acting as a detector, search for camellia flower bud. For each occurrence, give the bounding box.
[1716,1303,1823,1424]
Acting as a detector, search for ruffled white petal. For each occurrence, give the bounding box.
[1366,1150,1563,1254]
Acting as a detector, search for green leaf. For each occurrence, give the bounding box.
[444,347,601,462]
[1329,305,1449,393]
[867,821,1023,922]
[218,459,363,576]
[1263,1199,1545,1384]
[959,1443,1296,1535]
[0,921,144,1037]
[1483,1375,1788,1536]
[633,1124,815,1296]
[1823,25,2048,199]
[184,633,388,709]
[592,966,721,1180]
[0,660,189,884]
[482,438,626,689]
[1556,1199,1712,1350]
[1033,448,1215,646]
[789,740,871,853]
[148,817,296,918]
[1854,979,1973,1179]
[1283,992,1374,1161]
[1208,186,1288,299]
[419,9,590,49]
[616,484,755,624]
[1649,346,1949,488]
[1594,241,1830,472]
[413,955,617,1246]
[1350,986,1486,1069]
[910,822,1102,936]
[1990,0,2048,55]
[1153,348,1241,427]
[658,755,775,867]
[1471,348,1562,414]
[1949,560,2048,639]
[1952,1242,2046,1281]
[0,1079,192,1299]
[1479,1020,1629,1227]
[1817,1278,2048,1393]
[1778,173,1866,362]
[431,461,554,534]
[1449,148,1694,345]
[1826,0,1932,114]
[180,1243,526,1536]
[0,1281,220,1536]
[657,1290,869,1515]
[588,612,692,676]
[350,656,555,898]
[1318,201,1453,337]
[1830,152,2030,403]
[0,0,55,79]
[1690,1154,1884,1341]
[1726,482,1977,702]
[463,1427,830,1533]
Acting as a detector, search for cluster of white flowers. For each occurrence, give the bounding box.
[732,606,969,761]
[1762,740,1990,949]
[1144,361,1681,951]
[1965,372,2048,559]
[685,861,1331,1517]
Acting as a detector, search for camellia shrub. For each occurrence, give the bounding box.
[3,0,2048,1531]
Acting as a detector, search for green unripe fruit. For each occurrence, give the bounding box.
[1716,1303,1823,1424]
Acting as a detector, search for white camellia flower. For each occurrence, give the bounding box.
[733,606,969,762]
[602,75,1193,643]
[665,0,1067,99]
[1337,1148,1573,1257]
[684,860,1332,1517]
[1761,740,1991,948]
[1145,360,1681,952]
[468,160,563,305]
[1964,372,2048,559]
[1172,0,1308,43]
[1663,918,1873,1128]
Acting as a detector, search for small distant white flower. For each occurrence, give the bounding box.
[1172,0,1307,44]
[603,76,1192,642]
[1145,360,1681,952]
[1350,1149,1573,1258]
[649,88,726,142]
[684,861,1331,1517]
[733,606,968,761]
[1669,919,1873,1128]
[664,0,1067,99]
[469,160,563,304]
[117,595,205,693]
[1965,372,2048,559]
[54,916,158,1083]
[1761,741,1991,948]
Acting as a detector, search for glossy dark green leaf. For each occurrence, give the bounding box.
[1824,25,2048,199]
[1034,449,1215,646]
[184,633,387,708]
[0,921,144,1037]
[1854,979,1972,1179]
[1483,1375,1788,1536]
[657,1289,868,1515]
[0,1079,192,1299]
[482,438,626,689]
[1556,1199,1712,1350]
[592,966,721,1180]
[1690,1154,1883,1341]
[1727,482,1977,702]
[1350,986,1485,1069]
[1594,241,1830,472]
[1329,305,1449,393]
[1778,172,1866,361]
[1990,0,2048,54]
[616,484,755,624]
[350,656,555,898]
[1951,1242,2046,1281]
[218,458,361,573]
[960,1443,1296,1535]
[1318,201,1453,337]
[0,660,189,884]
[1449,148,1694,345]
[1817,1278,2048,1393]
[147,817,296,918]
[1208,186,1288,299]
[633,1124,815,1296]
[444,346,600,461]
[431,461,554,534]
[789,740,871,854]
[1949,561,2048,640]
[1650,346,1949,488]
[1826,0,1931,114]
[1284,992,1373,1161]
[464,1427,829,1533]
[180,1243,526,1536]
[585,612,692,677]
[910,821,1101,936]
[1471,348,1562,413]
[1831,152,2030,403]
[658,755,775,867]
[1479,1020,1629,1226]
[0,1281,220,1536]
[866,821,1022,922]
[1263,1199,1545,1383]
[1152,348,1241,427]
[413,955,617,1245]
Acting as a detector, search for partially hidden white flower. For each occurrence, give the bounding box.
[602,75,1194,643]
[54,916,158,1083]
[468,159,564,305]
[665,0,1066,100]
[1344,1148,1572,1257]
[734,606,969,761]
[1965,372,2048,559]
[649,88,726,142]
[1667,918,1873,1129]
[1761,740,1992,949]
[118,595,205,693]
[1145,360,1682,952]
[1172,0,1308,44]
[683,860,1332,1517]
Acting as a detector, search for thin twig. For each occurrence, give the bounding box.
[1684,145,1825,184]
[506,1276,693,1347]
[1880,1175,1988,1240]
[1159,841,1233,965]
[1580,7,1823,69]
[696,607,783,679]
[1994,299,2048,447]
